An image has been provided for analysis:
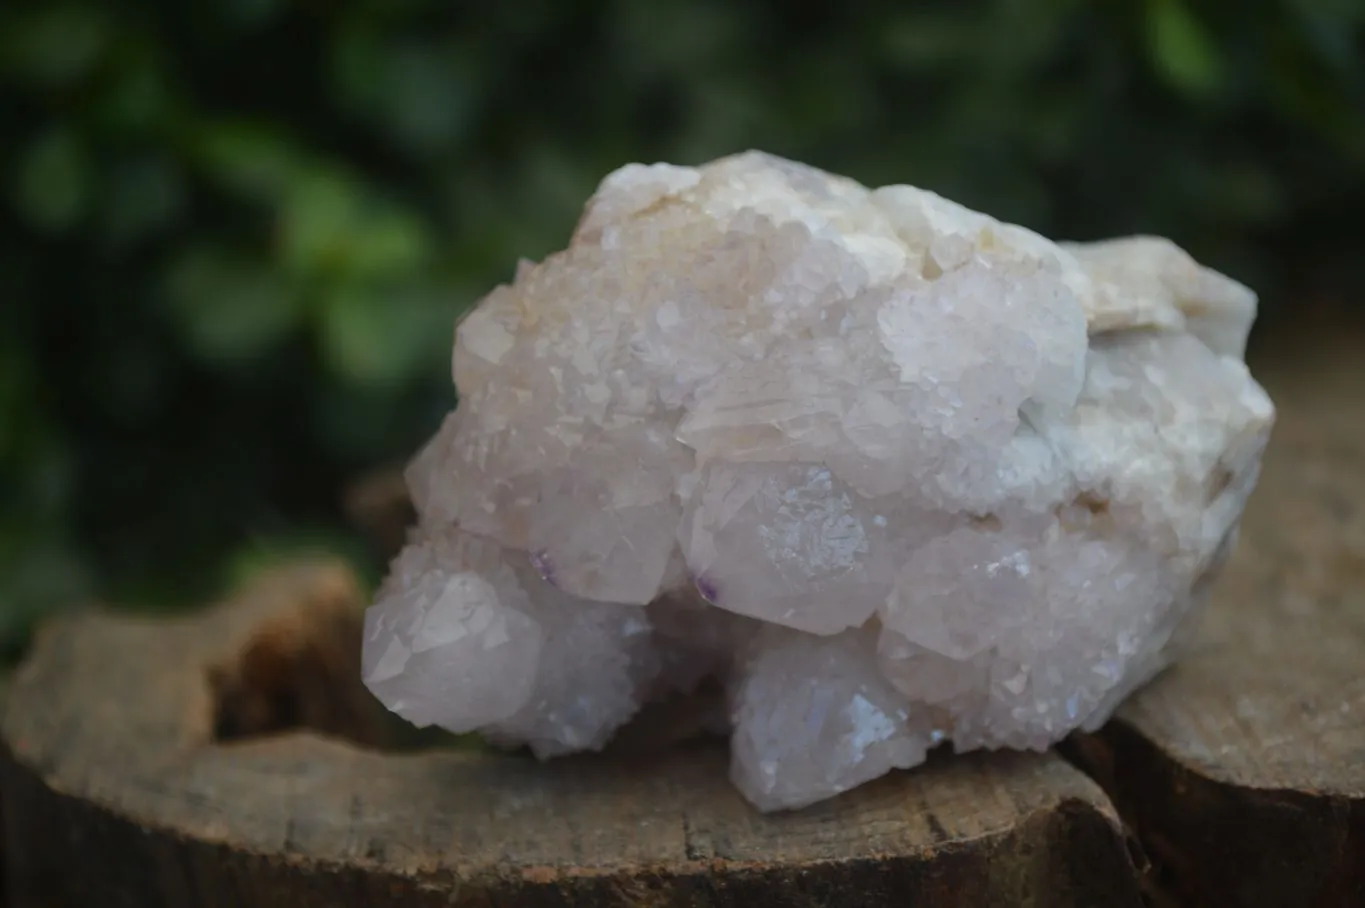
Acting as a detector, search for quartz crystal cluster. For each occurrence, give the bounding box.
[361,151,1275,811]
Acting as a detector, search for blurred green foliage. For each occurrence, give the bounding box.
[2,0,1363,653]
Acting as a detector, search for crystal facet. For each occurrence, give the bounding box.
[362,151,1275,811]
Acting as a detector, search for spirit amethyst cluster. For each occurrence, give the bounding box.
[361,152,1274,811]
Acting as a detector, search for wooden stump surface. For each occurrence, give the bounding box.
[1069,310,1365,906]
[3,311,1363,908]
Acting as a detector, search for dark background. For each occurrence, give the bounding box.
[3,0,1363,656]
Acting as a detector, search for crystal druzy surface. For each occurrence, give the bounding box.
[361,151,1275,811]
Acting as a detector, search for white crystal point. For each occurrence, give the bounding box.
[362,150,1275,812]
[362,526,661,756]
[730,624,931,812]
[678,462,894,634]
[482,587,658,758]
[362,531,544,731]
[528,423,689,604]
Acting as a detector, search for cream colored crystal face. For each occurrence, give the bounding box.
[361,151,1275,812]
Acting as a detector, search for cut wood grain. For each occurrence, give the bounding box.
[1070,312,1365,908]
[0,561,1143,908]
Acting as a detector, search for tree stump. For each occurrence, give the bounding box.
[3,313,1363,907]
[1069,312,1365,907]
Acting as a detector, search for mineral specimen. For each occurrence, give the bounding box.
[361,151,1275,812]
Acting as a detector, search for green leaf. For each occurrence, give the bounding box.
[1145,0,1226,98]
[280,173,431,281]
[96,43,173,134]
[195,121,305,201]
[14,128,91,231]
[1284,0,1363,77]
[0,5,110,88]
[880,12,972,70]
[164,247,305,364]
[318,280,449,387]
[329,19,386,113]
[349,211,432,280]
[279,172,362,276]
[330,30,476,156]
[218,0,286,30]
[383,43,476,155]
[99,155,184,246]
